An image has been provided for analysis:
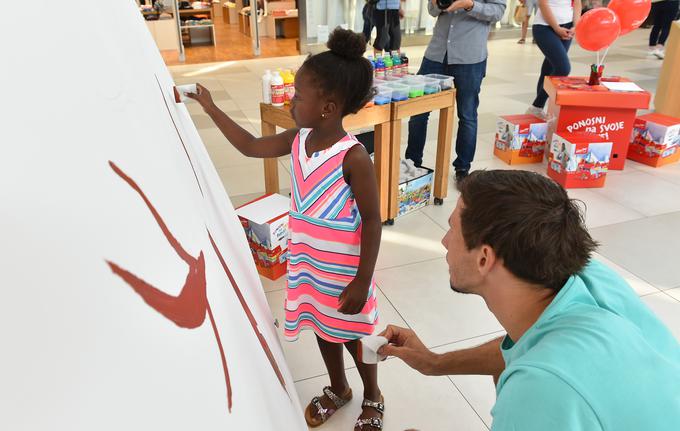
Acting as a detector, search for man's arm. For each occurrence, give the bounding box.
[447,0,506,23]
[378,325,505,377]
[428,0,444,17]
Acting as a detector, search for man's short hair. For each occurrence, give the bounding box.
[458,170,598,291]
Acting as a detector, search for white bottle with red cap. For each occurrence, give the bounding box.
[270,70,285,107]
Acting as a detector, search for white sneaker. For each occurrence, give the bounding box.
[526,105,546,119]
[647,46,658,56]
[654,48,665,59]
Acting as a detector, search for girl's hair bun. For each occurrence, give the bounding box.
[327,28,366,61]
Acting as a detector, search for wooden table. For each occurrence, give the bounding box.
[260,103,392,222]
[388,90,456,223]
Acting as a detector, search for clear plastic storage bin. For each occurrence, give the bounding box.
[403,76,425,98]
[423,77,441,95]
[374,85,393,105]
[386,82,409,101]
[425,73,454,90]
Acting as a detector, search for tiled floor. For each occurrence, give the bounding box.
[169,29,680,430]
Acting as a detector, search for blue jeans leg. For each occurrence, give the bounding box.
[449,59,486,173]
[532,23,573,108]
[405,57,447,166]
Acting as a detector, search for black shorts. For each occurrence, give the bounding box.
[372,9,401,52]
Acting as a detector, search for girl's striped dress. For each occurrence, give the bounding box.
[284,128,378,343]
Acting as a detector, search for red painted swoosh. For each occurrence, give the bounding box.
[106,161,233,411]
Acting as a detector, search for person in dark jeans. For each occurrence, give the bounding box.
[406,0,505,182]
[648,0,680,59]
[362,0,376,43]
[527,0,581,118]
[373,0,405,52]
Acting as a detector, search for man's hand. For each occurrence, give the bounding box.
[447,0,474,12]
[378,325,439,375]
[185,83,215,113]
[399,7,405,18]
[337,279,370,315]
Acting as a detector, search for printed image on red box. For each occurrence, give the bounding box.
[236,194,290,280]
[494,114,547,165]
[628,113,680,168]
[547,132,613,188]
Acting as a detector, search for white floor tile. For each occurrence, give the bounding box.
[640,292,680,340]
[664,287,680,302]
[567,189,645,229]
[217,161,290,196]
[432,332,506,429]
[376,259,502,347]
[294,357,488,431]
[377,211,447,271]
[591,212,680,290]
[591,171,680,217]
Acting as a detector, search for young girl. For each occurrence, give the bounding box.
[188,29,384,431]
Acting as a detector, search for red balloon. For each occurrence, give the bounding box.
[575,8,621,52]
[608,0,652,35]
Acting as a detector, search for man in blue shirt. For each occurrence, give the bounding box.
[379,170,680,430]
[406,0,506,183]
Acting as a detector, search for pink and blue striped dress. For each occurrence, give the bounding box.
[284,128,378,343]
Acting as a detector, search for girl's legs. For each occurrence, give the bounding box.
[658,1,680,46]
[345,340,382,430]
[649,2,663,47]
[531,23,573,109]
[308,335,351,419]
[345,340,381,401]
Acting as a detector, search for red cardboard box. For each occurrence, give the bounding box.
[494,114,548,164]
[628,113,680,167]
[235,194,290,280]
[544,76,651,170]
[547,132,613,188]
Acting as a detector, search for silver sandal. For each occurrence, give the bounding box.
[355,397,385,430]
[305,386,352,427]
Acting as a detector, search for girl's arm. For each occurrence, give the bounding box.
[337,145,382,315]
[572,0,582,26]
[187,84,297,158]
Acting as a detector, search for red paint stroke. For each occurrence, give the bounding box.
[207,232,287,392]
[106,161,232,412]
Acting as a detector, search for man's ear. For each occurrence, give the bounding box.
[477,245,497,278]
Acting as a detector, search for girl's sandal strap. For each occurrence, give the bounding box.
[323,386,350,409]
[361,399,385,414]
[355,417,383,430]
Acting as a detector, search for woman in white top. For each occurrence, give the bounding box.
[526,0,581,117]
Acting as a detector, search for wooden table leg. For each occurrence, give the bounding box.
[261,120,279,194]
[434,105,454,202]
[374,122,390,223]
[387,117,402,224]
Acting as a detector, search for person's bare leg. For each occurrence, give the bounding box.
[519,16,529,42]
[308,335,351,420]
[346,340,382,430]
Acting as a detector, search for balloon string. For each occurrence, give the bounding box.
[597,50,600,67]
[600,47,610,67]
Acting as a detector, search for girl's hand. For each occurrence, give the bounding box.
[337,279,370,315]
[554,27,573,40]
[185,83,215,112]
